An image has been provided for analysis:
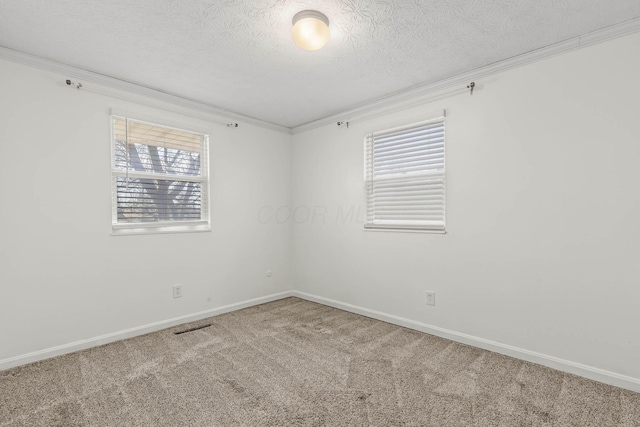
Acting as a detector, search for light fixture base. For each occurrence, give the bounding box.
[292,10,329,27]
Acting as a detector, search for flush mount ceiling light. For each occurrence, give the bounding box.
[291,10,330,51]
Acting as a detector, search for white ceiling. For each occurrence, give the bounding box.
[1,0,639,128]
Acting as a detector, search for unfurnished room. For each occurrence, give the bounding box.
[1,1,639,426]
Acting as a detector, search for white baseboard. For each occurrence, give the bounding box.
[0,291,293,371]
[293,291,640,393]
[4,289,639,394]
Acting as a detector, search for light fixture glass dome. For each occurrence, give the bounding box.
[292,10,330,51]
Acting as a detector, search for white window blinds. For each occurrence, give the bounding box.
[111,116,210,233]
[364,115,445,232]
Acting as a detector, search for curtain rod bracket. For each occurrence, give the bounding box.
[65,79,83,90]
[467,82,475,95]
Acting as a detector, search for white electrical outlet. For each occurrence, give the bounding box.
[426,291,436,306]
[173,284,183,299]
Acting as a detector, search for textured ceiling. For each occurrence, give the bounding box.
[1,0,639,128]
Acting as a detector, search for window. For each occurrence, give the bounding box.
[364,114,445,232]
[110,114,210,235]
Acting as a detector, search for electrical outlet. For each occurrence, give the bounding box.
[426,291,436,306]
[173,284,183,299]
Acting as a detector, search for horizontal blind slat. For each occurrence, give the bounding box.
[371,120,444,139]
[373,142,444,158]
[373,130,444,148]
[374,157,445,171]
[113,118,203,153]
[374,148,444,165]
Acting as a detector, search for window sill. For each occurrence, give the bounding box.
[111,222,211,236]
[363,227,446,235]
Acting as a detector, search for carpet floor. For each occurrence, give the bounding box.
[1,297,639,426]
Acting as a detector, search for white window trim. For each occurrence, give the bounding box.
[111,221,211,236]
[364,111,446,233]
[109,110,211,236]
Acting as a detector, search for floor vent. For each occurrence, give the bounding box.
[174,324,212,335]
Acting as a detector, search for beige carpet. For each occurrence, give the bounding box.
[1,297,639,426]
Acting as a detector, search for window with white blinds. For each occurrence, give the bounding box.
[364,115,445,232]
[111,115,210,234]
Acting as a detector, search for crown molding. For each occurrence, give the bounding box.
[291,16,640,134]
[2,16,639,136]
[0,46,291,135]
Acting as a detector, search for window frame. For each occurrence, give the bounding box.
[109,110,211,236]
[363,112,446,234]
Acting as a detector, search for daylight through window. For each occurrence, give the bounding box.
[111,116,210,234]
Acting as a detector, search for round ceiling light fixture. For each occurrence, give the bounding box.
[291,10,330,51]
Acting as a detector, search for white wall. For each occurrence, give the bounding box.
[0,59,292,361]
[292,32,640,381]
[2,30,639,389]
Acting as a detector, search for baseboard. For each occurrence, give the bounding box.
[0,291,293,371]
[293,291,640,393]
